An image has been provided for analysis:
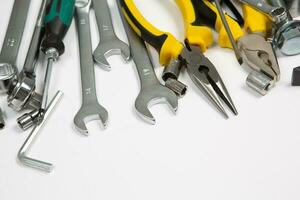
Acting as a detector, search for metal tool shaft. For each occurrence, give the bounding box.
[73,0,108,135]
[40,55,55,112]
[0,0,31,63]
[7,0,48,112]
[93,0,115,39]
[0,0,31,93]
[92,0,130,69]
[214,0,243,64]
[77,9,98,105]
[23,0,48,75]
[117,0,178,124]
[18,91,63,173]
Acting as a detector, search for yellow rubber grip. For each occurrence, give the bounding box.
[203,0,244,49]
[175,0,214,52]
[242,5,270,36]
[119,0,183,66]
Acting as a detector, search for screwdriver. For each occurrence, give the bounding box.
[38,0,75,121]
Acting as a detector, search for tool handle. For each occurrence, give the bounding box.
[197,0,244,49]
[41,0,75,56]
[242,5,270,35]
[175,0,214,52]
[118,2,159,88]
[119,0,183,66]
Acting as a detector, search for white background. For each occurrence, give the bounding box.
[0,0,300,199]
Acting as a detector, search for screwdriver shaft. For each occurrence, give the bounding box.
[214,0,243,64]
[40,56,55,112]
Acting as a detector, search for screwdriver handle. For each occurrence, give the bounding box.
[41,0,75,56]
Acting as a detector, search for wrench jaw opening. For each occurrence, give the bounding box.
[0,63,18,93]
[73,105,109,136]
[135,86,178,125]
[93,38,131,70]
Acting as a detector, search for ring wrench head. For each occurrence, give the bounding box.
[0,63,17,93]
[7,73,41,111]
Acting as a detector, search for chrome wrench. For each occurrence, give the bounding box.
[74,0,109,135]
[7,0,48,111]
[92,0,130,70]
[0,0,31,93]
[117,0,178,124]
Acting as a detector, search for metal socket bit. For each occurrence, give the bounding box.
[163,59,187,97]
[165,78,187,97]
[246,71,274,95]
[17,109,40,131]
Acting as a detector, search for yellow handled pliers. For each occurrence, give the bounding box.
[119,0,238,118]
[199,0,280,95]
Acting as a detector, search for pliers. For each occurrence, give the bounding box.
[119,0,238,118]
[199,0,280,95]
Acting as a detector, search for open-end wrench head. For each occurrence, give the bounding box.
[73,103,108,136]
[93,38,130,70]
[135,84,178,125]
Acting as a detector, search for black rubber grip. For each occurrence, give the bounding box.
[41,18,67,55]
[41,0,75,56]
[190,0,217,29]
[119,0,168,54]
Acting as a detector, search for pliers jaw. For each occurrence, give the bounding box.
[180,43,238,118]
[238,34,280,95]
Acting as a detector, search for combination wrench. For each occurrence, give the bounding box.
[117,0,178,124]
[74,0,109,135]
[0,0,31,93]
[7,0,48,111]
[92,0,130,70]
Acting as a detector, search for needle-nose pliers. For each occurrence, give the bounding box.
[119,0,238,118]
